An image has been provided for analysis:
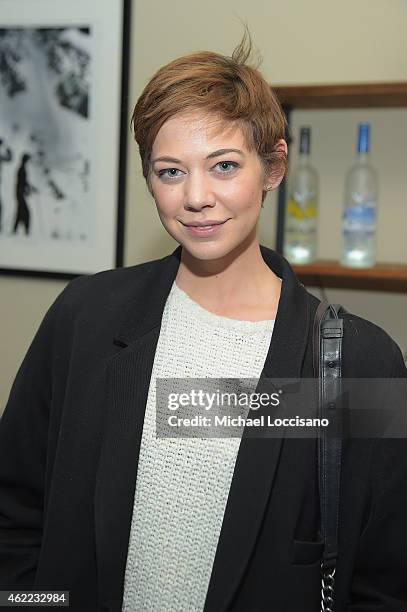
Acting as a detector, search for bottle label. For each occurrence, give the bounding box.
[287,199,317,220]
[343,203,376,227]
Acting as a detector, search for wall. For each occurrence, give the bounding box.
[1,0,407,412]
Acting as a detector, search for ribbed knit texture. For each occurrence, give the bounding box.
[121,280,276,612]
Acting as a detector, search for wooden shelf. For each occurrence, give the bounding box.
[273,82,407,109]
[273,81,407,291]
[292,261,407,293]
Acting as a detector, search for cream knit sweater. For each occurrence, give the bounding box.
[122,280,275,612]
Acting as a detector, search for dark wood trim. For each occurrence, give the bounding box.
[275,105,291,254]
[293,261,407,293]
[273,82,407,109]
[115,0,132,268]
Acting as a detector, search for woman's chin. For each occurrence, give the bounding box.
[179,237,250,262]
[181,242,226,260]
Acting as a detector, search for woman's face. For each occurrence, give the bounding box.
[149,111,285,261]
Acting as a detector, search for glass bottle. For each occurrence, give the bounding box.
[341,122,378,268]
[284,126,318,264]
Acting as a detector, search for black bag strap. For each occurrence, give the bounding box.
[313,300,345,612]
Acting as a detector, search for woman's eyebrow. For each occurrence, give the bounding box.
[152,156,182,164]
[206,148,244,159]
[152,148,244,165]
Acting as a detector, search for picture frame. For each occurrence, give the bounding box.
[0,0,131,279]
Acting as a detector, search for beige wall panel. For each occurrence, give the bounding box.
[1,0,406,412]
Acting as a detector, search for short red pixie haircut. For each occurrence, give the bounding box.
[131,32,287,196]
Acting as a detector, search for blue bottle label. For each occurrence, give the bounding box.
[343,204,376,225]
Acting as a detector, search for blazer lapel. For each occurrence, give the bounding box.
[203,247,311,612]
[94,245,311,612]
[94,249,181,611]
[94,328,161,611]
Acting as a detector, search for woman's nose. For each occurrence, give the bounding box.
[183,173,216,210]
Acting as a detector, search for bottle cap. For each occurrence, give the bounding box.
[299,127,311,155]
[357,123,370,154]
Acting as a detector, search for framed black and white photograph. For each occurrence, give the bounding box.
[0,0,131,278]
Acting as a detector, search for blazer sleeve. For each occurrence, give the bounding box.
[0,286,69,589]
[348,340,407,610]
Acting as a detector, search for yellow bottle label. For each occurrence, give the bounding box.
[287,199,317,220]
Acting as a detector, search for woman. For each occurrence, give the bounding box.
[12,153,35,236]
[1,35,406,611]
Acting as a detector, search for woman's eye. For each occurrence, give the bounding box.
[215,161,239,173]
[158,168,183,179]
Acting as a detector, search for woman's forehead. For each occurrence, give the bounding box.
[152,111,250,155]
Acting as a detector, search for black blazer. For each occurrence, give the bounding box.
[1,245,406,612]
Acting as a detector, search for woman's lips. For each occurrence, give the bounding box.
[183,220,228,236]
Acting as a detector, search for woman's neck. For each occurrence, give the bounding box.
[174,239,282,321]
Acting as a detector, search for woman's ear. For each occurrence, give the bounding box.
[264,138,288,191]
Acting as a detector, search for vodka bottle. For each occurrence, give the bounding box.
[284,127,318,264]
[341,123,378,268]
